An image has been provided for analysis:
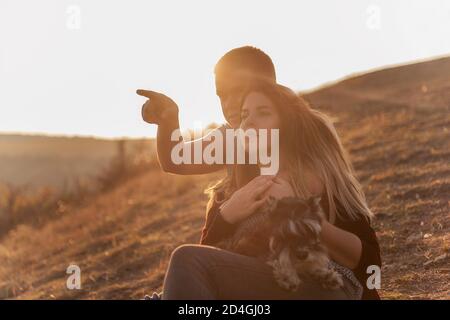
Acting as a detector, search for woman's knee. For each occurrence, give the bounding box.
[169,244,211,268]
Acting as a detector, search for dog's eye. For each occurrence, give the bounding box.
[295,250,309,260]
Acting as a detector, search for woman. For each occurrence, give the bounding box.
[161,81,381,300]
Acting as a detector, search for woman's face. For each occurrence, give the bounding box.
[239,91,281,156]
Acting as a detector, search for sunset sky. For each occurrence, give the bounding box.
[1,0,450,138]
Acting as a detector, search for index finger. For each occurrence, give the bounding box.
[273,176,289,184]
[252,179,274,198]
[248,174,275,187]
[136,89,160,98]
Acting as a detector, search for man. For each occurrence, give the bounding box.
[136,46,276,175]
[138,47,279,300]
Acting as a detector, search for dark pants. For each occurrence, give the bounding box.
[162,244,360,300]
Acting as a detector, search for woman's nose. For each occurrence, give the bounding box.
[241,116,256,131]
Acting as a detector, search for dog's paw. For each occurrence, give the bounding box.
[322,270,344,290]
[267,260,301,292]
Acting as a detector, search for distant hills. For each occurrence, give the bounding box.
[0,134,155,190]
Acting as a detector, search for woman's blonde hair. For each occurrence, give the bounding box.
[206,81,373,223]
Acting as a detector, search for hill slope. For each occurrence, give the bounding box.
[1,57,449,299]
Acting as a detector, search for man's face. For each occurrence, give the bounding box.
[215,72,247,129]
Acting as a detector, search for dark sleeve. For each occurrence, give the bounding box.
[320,194,381,288]
[199,200,236,246]
[336,216,382,285]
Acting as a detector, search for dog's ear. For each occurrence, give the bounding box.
[270,197,296,220]
[285,198,307,217]
[269,236,284,255]
[308,195,322,209]
[266,196,278,212]
[309,195,327,221]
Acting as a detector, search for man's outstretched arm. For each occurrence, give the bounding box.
[137,89,227,175]
[157,120,227,175]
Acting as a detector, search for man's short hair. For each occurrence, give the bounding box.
[214,46,276,82]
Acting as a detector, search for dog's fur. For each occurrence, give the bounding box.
[216,196,343,292]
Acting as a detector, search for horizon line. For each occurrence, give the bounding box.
[3,53,449,140]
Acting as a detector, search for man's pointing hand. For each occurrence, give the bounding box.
[137,89,179,125]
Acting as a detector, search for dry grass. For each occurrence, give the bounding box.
[0,171,219,299]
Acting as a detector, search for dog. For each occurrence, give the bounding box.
[216,196,343,292]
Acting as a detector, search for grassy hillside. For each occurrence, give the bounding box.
[0,57,449,299]
[304,57,450,299]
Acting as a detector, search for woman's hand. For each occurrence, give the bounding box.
[219,175,275,224]
[264,176,296,200]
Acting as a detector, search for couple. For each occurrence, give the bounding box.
[137,47,381,300]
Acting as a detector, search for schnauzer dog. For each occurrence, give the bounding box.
[216,196,343,292]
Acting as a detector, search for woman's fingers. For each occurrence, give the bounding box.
[265,176,295,199]
[247,175,275,188]
[272,176,289,185]
[251,196,269,211]
[252,179,274,199]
